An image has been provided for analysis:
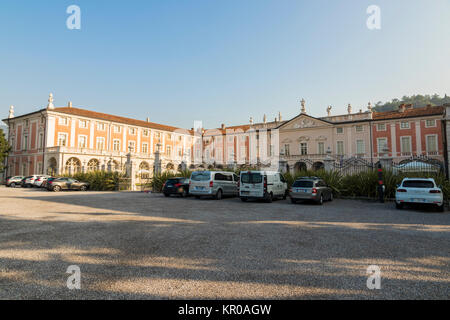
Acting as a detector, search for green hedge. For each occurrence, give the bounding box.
[62,171,125,191]
[284,169,450,200]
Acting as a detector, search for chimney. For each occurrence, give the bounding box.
[68,101,72,108]
[249,117,253,125]
[146,117,150,122]
[278,111,282,122]
[399,104,406,113]
[221,123,225,130]
[263,114,267,124]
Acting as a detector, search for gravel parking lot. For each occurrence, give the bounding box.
[0,186,449,299]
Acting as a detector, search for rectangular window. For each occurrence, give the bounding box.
[337,141,344,155]
[113,125,121,133]
[79,120,88,128]
[59,117,68,125]
[377,123,386,131]
[401,136,411,154]
[142,143,148,153]
[356,140,365,154]
[178,147,183,157]
[166,145,171,156]
[336,127,343,134]
[426,135,437,153]
[425,119,436,128]
[128,141,136,152]
[58,133,67,147]
[167,133,172,140]
[377,138,388,153]
[300,143,307,155]
[143,129,149,137]
[400,121,410,129]
[240,146,246,159]
[318,142,325,155]
[23,135,28,151]
[97,122,106,131]
[113,139,120,151]
[38,133,44,149]
[96,137,105,150]
[78,135,87,148]
[355,125,364,132]
[129,127,136,135]
[284,144,290,156]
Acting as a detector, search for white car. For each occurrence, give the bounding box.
[395,178,444,211]
[33,175,51,188]
[239,171,288,202]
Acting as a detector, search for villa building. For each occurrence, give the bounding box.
[2,94,448,179]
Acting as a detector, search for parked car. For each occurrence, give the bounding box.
[189,171,238,199]
[22,175,41,188]
[163,177,190,197]
[239,171,288,203]
[395,178,444,211]
[33,175,51,188]
[47,177,89,192]
[289,177,333,205]
[41,177,56,189]
[5,176,24,187]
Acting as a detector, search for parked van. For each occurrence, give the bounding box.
[189,171,239,200]
[239,171,288,202]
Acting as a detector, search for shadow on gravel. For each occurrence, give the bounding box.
[0,190,448,299]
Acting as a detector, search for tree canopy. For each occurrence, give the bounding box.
[373,94,450,112]
[0,128,11,173]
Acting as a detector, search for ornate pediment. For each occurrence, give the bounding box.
[292,118,316,129]
[297,136,310,142]
[281,138,293,143]
[315,135,327,141]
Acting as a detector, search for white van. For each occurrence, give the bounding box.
[189,171,239,199]
[239,171,288,202]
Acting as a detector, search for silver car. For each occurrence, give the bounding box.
[289,177,333,205]
[189,171,239,200]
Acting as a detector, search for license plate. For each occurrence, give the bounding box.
[241,191,249,194]
[411,198,425,202]
[195,186,205,190]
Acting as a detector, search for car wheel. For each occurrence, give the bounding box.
[80,185,87,191]
[265,192,273,203]
[164,193,170,197]
[317,194,323,205]
[215,189,223,200]
[329,192,333,201]
[283,191,287,200]
[195,195,200,199]
[437,203,445,212]
[240,197,248,202]
[53,186,61,192]
[10,183,15,188]
[290,197,296,204]
[395,202,403,209]
[181,189,188,197]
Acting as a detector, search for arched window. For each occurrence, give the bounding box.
[65,157,81,174]
[47,157,57,176]
[87,159,100,172]
[139,161,150,179]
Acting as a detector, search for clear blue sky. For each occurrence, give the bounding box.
[1,0,449,129]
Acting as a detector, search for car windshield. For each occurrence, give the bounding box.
[191,172,210,181]
[241,172,263,184]
[292,180,314,188]
[402,180,434,188]
[167,179,181,184]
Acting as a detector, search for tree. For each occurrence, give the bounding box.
[0,128,11,173]
[373,94,450,112]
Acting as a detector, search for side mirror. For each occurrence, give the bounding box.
[396,184,400,188]
[438,185,443,189]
